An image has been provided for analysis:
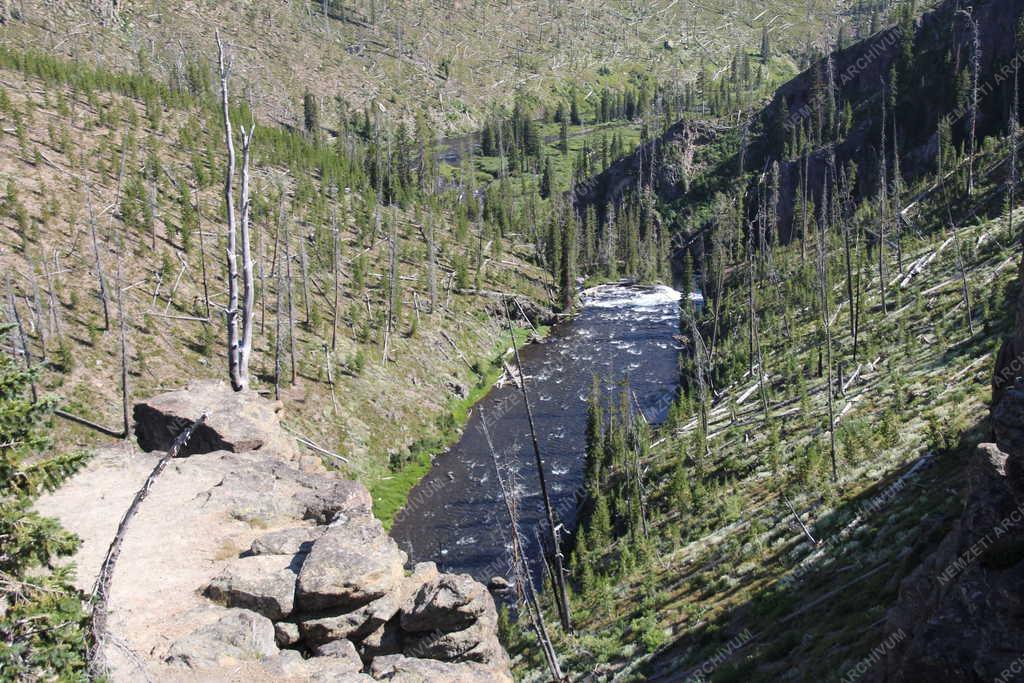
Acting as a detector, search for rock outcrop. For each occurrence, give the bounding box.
[133,379,302,461]
[38,383,512,682]
[875,393,1024,681]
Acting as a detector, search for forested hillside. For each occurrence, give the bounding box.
[503,0,1024,680]
[4,0,868,132]
[3,0,1023,679]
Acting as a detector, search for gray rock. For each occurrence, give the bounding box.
[369,654,512,683]
[275,621,301,647]
[252,526,327,556]
[400,573,491,633]
[296,518,406,612]
[203,555,301,621]
[299,607,375,646]
[207,455,373,525]
[299,563,436,646]
[402,613,507,666]
[165,608,278,669]
[264,649,372,681]
[134,380,299,459]
[312,637,362,667]
[360,619,403,660]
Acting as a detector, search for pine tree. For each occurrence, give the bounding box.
[540,156,554,199]
[303,90,321,140]
[760,25,771,63]
[0,342,88,678]
[559,118,569,155]
[570,94,582,125]
[560,213,577,311]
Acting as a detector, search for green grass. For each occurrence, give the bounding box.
[371,323,547,528]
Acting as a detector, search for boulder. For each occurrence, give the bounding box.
[359,619,403,660]
[165,608,278,669]
[275,621,301,647]
[400,573,491,633]
[300,562,439,646]
[251,526,327,556]
[312,638,363,670]
[203,554,302,621]
[369,654,513,683]
[264,649,373,681]
[134,379,299,459]
[296,518,406,612]
[402,613,507,666]
[207,454,372,525]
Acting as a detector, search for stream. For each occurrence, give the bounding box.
[389,284,688,588]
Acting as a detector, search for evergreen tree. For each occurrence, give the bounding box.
[0,341,88,678]
[560,212,577,311]
[570,94,582,125]
[761,25,771,63]
[559,118,569,155]
[540,156,554,199]
[303,90,321,140]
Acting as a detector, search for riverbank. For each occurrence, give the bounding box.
[371,323,549,529]
[389,283,682,581]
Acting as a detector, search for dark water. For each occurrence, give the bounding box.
[389,284,689,585]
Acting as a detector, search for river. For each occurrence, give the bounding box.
[389,283,688,588]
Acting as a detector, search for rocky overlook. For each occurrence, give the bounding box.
[35,381,511,682]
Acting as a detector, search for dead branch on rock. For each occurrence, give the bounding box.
[88,413,207,677]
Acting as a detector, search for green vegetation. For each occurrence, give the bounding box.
[0,329,89,678]
[371,323,547,527]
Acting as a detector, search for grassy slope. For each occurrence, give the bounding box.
[507,140,1018,680]
[2,0,854,133]
[0,55,554,521]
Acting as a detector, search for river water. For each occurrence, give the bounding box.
[389,284,687,586]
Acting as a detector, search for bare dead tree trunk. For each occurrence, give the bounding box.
[7,278,36,402]
[940,180,975,335]
[87,192,111,331]
[383,215,397,363]
[284,215,298,384]
[44,254,63,340]
[298,232,311,325]
[480,408,564,681]
[258,209,267,333]
[195,194,211,320]
[217,30,256,391]
[427,212,437,314]
[504,298,572,633]
[88,414,207,677]
[960,10,980,196]
[878,83,889,316]
[116,255,130,439]
[817,176,838,484]
[331,208,341,350]
[238,124,256,387]
[29,270,47,362]
[274,251,284,401]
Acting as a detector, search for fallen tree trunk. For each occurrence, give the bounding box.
[88,413,208,676]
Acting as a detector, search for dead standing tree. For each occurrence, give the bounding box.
[504,298,572,633]
[217,31,257,392]
[480,409,564,682]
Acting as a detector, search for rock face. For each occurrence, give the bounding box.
[122,383,515,682]
[133,379,301,460]
[296,518,407,611]
[165,608,278,669]
[875,439,1024,682]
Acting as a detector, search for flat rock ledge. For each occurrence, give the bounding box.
[132,383,513,682]
[133,379,304,463]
